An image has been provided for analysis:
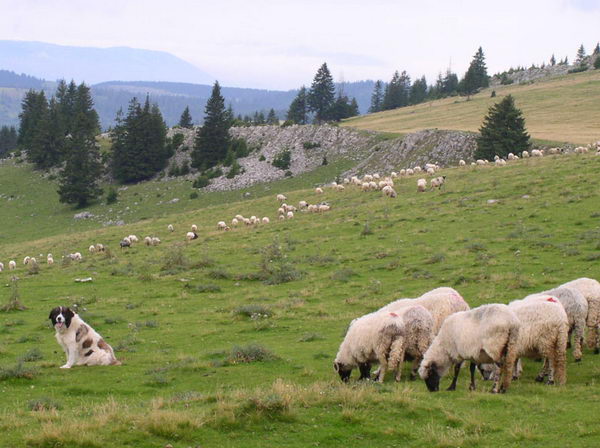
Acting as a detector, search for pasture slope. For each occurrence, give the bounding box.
[342,70,600,145]
[0,152,600,447]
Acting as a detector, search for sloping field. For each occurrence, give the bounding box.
[343,70,600,145]
[0,153,600,447]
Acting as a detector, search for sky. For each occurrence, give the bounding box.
[1,0,599,90]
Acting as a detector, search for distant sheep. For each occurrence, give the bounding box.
[417,178,427,192]
[191,224,198,232]
[151,237,161,246]
[419,304,520,393]
[47,255,54,265]
[286,211,294,219]
[0,262,3,272]
[262,217,270,224]
[531,149,543,157]
[458,160,466,166]
[217,221,227,230]
[95,244,105,252]
[382,185,397,198]
[120,238,131,249]
[522,150,530,158]
[23,256,30,265]
[168,224,174,232]
[128,235,139,243]
[89,245,96,253]
[315,187,323,194]
[277,194,287,202]
[406,169,414,176]
[9,260,16,270]
[413,166,422,173]
[144,236,152,246]
[334,311,406,382]
[186,231,198,241]
[318,204,330,212]
[430,176,445,190]
[231,218,239,227]
[299,200,308,209]
[476,159,486,166]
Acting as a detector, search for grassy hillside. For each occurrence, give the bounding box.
[343,70,600,145]
[1,152,600,447]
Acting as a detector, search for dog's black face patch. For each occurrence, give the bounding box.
[49,306,74,330]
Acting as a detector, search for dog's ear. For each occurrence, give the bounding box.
[48,307,58,320]
[64,308,75,318]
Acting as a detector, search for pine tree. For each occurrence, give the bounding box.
[287,86,308,124]
[369,80,384,113]
[225,104,235,127]
[575,44,587,68]
[178,106,193,128]
[461,47,489,97]
[349,97,359,117]
[57,86,103,207]
[0,126,18,157]
[307,63,336,122]
[382,71,410,110]
[191,81,230,169]
[29,98,65,169]
[442,70,459,96]
[476,95,530,160]
[266,108,279,124]
[410,76,428,105]
[55,80,78,136]
[550,54,556,66]
[18,90,47,150]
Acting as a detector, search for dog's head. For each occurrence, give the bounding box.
[49,306,75,332]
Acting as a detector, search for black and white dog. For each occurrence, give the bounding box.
[49,306,121,368]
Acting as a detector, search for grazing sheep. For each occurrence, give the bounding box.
[476,159,486,166]
[286,211,294,219]
[495,158,507,166]
[128,235,139,243]
[95,244,105,252]
[217,221,227,230]
[151,237,161,246]
[334,311,406,382]
[413,167,422,173]
[191,224,198,232]
[419,304,520,393]
[88,245,96,253]
[0,262,3,272]
[391,171,398,178]
[9,260,16,270]
[522,150,530,158]
[459,160,466,166]
[250,216,259,225]
[315,187,323,194]
[426,167,435,175]
[318,204,330,212]
[343,177,350,184]
[430,176,446,190]
[23,256,30,265]
[417,178,427,192]
[47,255,54,265]
[382,185,397,198]
[235,215,244,221]
[363,174,373,182]
[380,287,469,336]
[231,218,239,227]
[278,215,285,220]
[277,207,285,216]
[307,204,318,213]
[29,257,37,266]
[186,231,198,241]
[336,184,345,192]
[277,194,287,202]
[506,298,569,385]
[298,200,308,209]
[168,224,174,232]
[244,218,251,226]
[531,149,543,157]
[262,217,270,224]
[559,278,600,353]
[120,238,131,249]
[144,236,152,246]
[526,287,587,362]
[399,169,406,176]
[507,153,516,160]
[406,169,414,176]
[373,173,380,180]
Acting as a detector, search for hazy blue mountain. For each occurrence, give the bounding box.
[0,40,214,85]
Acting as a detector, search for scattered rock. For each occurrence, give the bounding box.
[74,212,94,220]
[522,195,531,199]
[487,199,499,204]
[168,198,180,204]
[75,277,93,283]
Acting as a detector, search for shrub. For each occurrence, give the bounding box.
[230,138,250,158]
[193,175,209,189]
[259,238,303,285]
[568,65,588,73]
[321,156,328,165]
[229,343,277,363]
[284,170,293,177]
[19,348,43,362]
[189,191,198,199]
[302,142,320,149]
[180,161,190,175]
[331,268,357,282]
[298,333,324,342]
[227,160,242,179]
[594,57,600,69]
[281,120,294,127]
[172,133,185,148]
[272,149,291,170]
[161,244,190,272]
[190,284,221,293]
[106,187,118,204]
[490,90,496,98]
[258,154,266,161]
[28,397,61,411]
[361,221,373,236]
[1,277,26,312]
[241,393,289,418]
[233,304,273,318]
[0,362,37,380]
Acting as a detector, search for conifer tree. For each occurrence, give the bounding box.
[18,90,47,150]
[191,81,230,169]
[382,70,410,110]
[461,47,489,97]
[286,86,308,124]
[349,97,359,117]
[29,98,65,169]
[0,126,17,157]
[410,76,428,105]
[575,44,587,68]
[57,85,103,207]
[369,80,384,113]
[476,95,530,160]
[307,63,336,122]
[56,80,78,136]
[178,106,193,128]
[550,54,556,66]
[266,108,279,124]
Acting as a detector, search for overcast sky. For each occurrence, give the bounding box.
[1,0,599,90]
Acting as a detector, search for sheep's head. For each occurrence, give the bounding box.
[419,361,441,392]
[334,361,352,382]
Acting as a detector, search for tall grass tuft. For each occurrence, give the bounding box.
[1,277,26,312]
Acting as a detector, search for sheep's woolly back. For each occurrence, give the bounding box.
[419,304,520,379]
[380,287,469,334]
[397,305,435,359]
[335,311,404,367]
[559,278,600,327]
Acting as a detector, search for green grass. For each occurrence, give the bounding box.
[343,70,600,145]
[1,152,600,446]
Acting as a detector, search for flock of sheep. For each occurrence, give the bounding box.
[335,278,600,393]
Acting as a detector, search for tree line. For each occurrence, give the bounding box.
[0,125,17,158]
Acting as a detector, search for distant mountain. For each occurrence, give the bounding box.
[0,40,214,85]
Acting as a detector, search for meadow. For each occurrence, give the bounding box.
[1,152,600,447]
[342,70,600,145]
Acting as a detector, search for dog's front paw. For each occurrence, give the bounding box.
[60,364,71,369]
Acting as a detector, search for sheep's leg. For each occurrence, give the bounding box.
[469,362,477,391]
[358,363,371,381]
[387,337,405,382]
[573,322,584,362]
[535,359,549,383]
[447,362,463,391]
[409,358,420,381]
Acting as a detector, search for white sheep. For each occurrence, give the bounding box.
[23,256,30,265]
[276,194,287,202]
[231,218,239,227]
[430,176,446,190]
[186,231,198,241]
[191,224,198,232]
[527,287,587,362]
[307,204,318,213]
[262,217,270,224]
[476,159,486,166]
[391,171,398,178]
[168,224,174,232]
[0,262,3,272]
[277,207,285,216]
[399,169,406,176]
[506,297,569,385]
[47,255,54,265]
[88,245,96,253]
[406,169,414,176]
[336,184,345,192]
[95,244,105,252]
[128,235,139,243]
[531,149,543,157]
[250,216,259,225]
[522,150,530,158]
[343,177,350,184]
[413,166,422,173]
[417,178,427,192]
[419,304,520,393]
[235,215,244,221]
[144,236,152,246]
[363,174,373,182]
[9,260,16,270]
[151,237,161,246]
[318,204,330,212]
[368,181,377,190]
[315,187,323,194]
[373,173,380,180]
[299,200,308,209]
[278,215,285,220]
[217,221,227,230]
[559,278,600,353]
[334,311,406,382]
[495,158,506,166]
[286,211,294,219]
[426,167,435,175]
[458,160,466,166]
